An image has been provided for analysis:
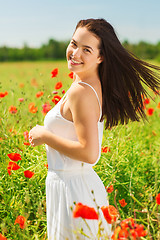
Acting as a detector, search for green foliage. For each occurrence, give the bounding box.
[1,39,160,62]
[0,39,69,62]
[123,40,160,62]
[0,61,160,239]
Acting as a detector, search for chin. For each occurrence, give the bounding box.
[67,64,73,71]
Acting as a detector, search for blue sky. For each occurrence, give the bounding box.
[0,0,160,47]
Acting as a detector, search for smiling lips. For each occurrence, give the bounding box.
[69,56,83,65]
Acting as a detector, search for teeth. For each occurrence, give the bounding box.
[71,58,82,64]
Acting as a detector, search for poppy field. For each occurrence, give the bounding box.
[0,61,160,239]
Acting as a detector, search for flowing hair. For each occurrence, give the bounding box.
[75,19,160,129]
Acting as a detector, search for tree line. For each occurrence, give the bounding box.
[123,40,160,62]
[0,39,160,62]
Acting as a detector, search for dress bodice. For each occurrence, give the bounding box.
[44,82,104,171]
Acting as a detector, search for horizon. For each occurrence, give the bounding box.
[0,38,159,49]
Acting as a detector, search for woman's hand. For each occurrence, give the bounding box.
[29,125,46,147]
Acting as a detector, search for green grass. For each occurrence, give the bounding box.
[0,61,160,239]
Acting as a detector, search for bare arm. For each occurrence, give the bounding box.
[29,85,100,164]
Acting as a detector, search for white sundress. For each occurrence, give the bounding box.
[44,81,111,240]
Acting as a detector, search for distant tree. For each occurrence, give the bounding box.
[0,39,160,62]
[40,39,68,59]
[122,40,160,60]
[0,46,9,61]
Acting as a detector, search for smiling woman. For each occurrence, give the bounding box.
[66,27,103,81]
[29,18,160,240]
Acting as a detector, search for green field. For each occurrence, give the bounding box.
[0,61,160,239]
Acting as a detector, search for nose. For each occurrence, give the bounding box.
[72,48,81,58]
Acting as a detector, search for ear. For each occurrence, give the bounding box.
[97,55,104,64]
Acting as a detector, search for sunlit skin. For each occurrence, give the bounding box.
[66,27,103,82]
[29,27,103,164]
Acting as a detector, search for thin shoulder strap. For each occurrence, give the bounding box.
[78,81,102,121]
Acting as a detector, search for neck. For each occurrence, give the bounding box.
[73,70,100,84]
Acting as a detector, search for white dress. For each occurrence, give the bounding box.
[44,82,111,240]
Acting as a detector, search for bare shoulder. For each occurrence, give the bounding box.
[66,82,100,163]
[67,82,100,122]
[69,81,102,101]
[68,82,91,102]
[68,82,96,109]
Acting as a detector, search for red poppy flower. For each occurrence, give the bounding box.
[24,142,30,146]
[0,233,7,240]
[101,147,111,153]
[0,92,5,98]
[14,215,26,229]
[44,163,48,169]
[23,131,29,140]
[51,68,58,78]
[55,81,63,90]
[0,91,8,98]
[118,228,129,238]
[28,103,38,113]
[111,226,121,240]
[73,203,99,220]
[52,91,58,94]
[147,108,154,116]
[7,153,21,162]
[130,229,139,238]
[52,95,61,105]
[101,205,118,224]
[112,218,147,239]
[31,78,38,87]
[106,185,114,193]
[143,98,150,105]
[36,91,44,98]
[9,128,17,134]
[42,103,52,115]
[24,170,34,178]
[62,89,65,94]
[8,105,17,114]
[19,83,24,88]
[119,199,127,207]
[135,224,147,237]
[157,102,160,109]
[68,72,73,79]
[18,98,24,102]
[7,161,21,175]
[121,217,135,229]
[156,193,160,205]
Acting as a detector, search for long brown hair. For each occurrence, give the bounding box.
[75,19,160,129]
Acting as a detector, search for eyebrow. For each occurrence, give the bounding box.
[72,39,94,51]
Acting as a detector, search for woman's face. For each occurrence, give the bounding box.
[66,27,102,77]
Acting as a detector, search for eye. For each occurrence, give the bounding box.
[84,48,91,53]
[70,41,77,47]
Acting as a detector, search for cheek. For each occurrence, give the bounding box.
[66,47,69,58]
[66,45,72,58]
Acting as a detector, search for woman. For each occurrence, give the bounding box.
[29,19,160,239]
